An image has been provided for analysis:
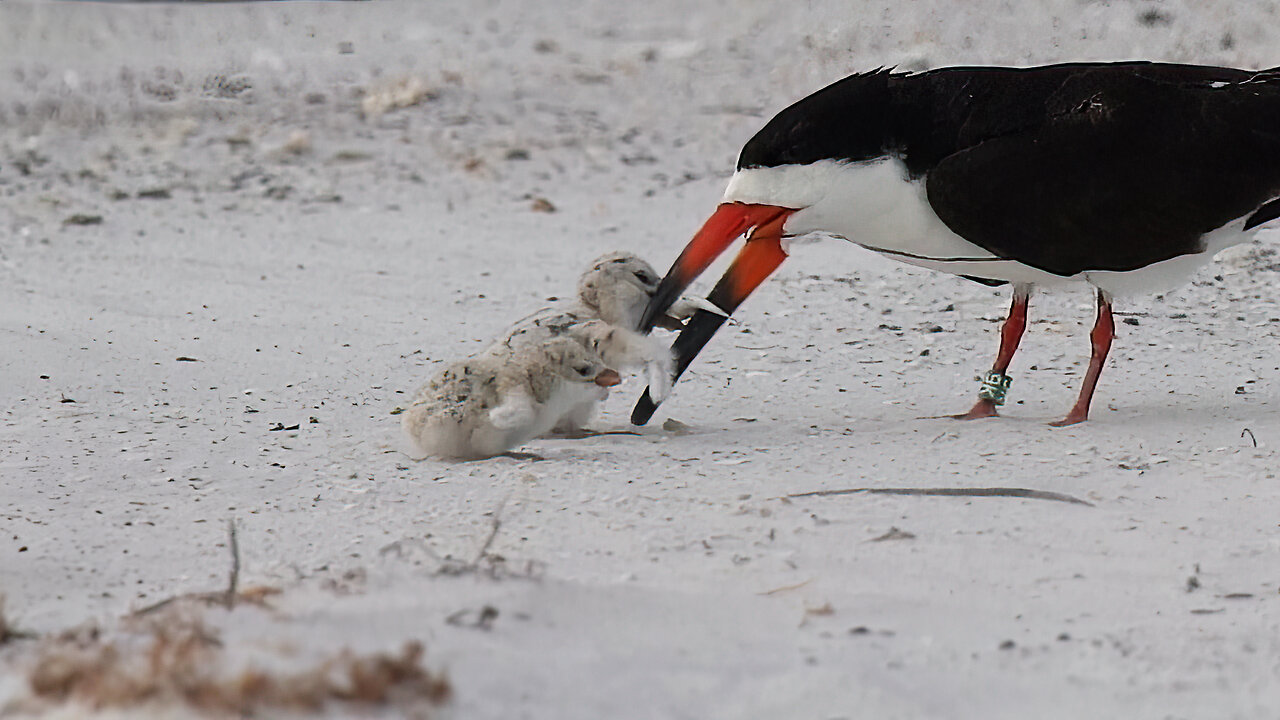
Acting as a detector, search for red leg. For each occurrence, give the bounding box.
[954,285,1031,420]
[1050,289,1115,427]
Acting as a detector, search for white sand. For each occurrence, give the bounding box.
[2,1,1280,717]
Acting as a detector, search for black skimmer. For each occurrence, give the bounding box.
[633,62,1280,426]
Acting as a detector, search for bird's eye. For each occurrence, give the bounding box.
[575,364,592,376]
[634,270,656,285]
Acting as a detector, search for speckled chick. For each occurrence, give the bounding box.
[571,250,725,329]
[577,250,665,331]
[544,318,676,432]
[403,337,620,460]
[489,252,678,405]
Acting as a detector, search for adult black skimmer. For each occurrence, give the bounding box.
[633,62,1280,426]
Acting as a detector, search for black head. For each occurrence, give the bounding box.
[737,68,897,170]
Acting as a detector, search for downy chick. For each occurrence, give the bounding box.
[576,250,723,331]
[490,252,695,408]
[546,318,671,433]
[403,337,620,460]
[577,250,665,331]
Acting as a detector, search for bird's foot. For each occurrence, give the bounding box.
[952,399,1001,420]
[548,426,592,439]
[548,428,642,439]
[577,429,643,438]
[497,451,546,461]
[1048,410,1087,427]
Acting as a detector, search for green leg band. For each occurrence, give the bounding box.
[977,371,1013,406]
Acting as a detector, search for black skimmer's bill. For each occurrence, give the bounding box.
[633,62,1280,426]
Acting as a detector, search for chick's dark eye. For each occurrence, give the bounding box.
[635,270,657,285]
[575,364,592,376]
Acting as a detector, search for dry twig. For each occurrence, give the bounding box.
[757,579,814,596]
[225,518,241,610]
[471,497,508,568]
[787,486,1093,506]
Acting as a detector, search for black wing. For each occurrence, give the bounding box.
[920,68,1280,276]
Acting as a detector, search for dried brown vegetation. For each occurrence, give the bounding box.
[24,611,450,716]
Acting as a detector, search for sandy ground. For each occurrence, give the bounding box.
[3,0,1280,717]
